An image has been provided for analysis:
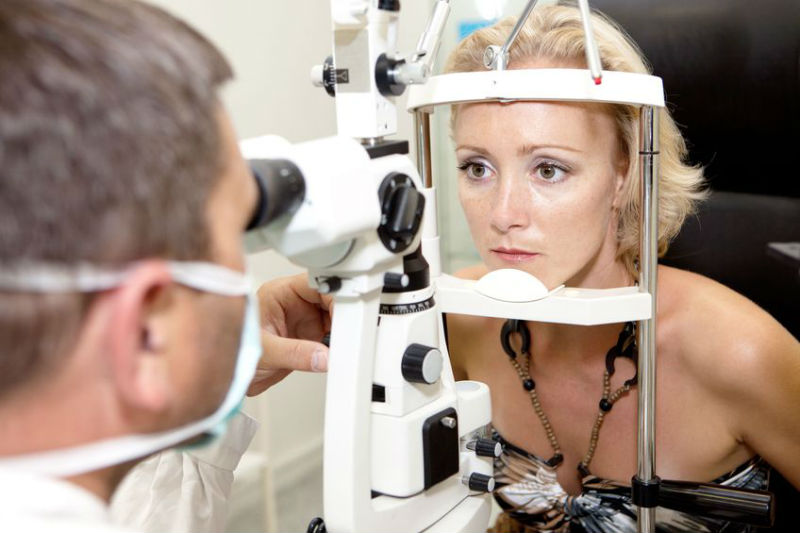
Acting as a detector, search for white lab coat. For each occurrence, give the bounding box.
[0,412,258,533]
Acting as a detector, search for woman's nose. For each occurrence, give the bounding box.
[489,177,531,233]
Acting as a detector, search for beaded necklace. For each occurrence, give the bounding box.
[500,319,638,476]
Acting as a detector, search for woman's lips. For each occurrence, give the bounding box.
[491,248,540,263]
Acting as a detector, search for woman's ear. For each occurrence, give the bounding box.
[106,260,175,413]
[611,151,630,210]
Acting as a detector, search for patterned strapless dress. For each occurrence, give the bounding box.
[490,430,771,533]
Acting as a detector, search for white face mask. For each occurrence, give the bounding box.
[0,261,262,477]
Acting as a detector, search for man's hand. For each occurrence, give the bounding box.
[248,273,332,395]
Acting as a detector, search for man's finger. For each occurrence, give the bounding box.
[261,330,329,373]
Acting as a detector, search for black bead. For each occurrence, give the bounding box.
[546,453,564,467]
[599,398,613,412]
[523,378,535,391]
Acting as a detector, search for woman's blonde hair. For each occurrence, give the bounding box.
[444,2,706,277]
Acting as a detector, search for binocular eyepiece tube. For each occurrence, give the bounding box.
[246,159,306,231]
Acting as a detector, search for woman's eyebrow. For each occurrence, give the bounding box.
[455,143,583,156]
[517,143,583,156]
[455,144,491,155]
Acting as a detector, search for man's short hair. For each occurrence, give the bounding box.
[0,0,234,394]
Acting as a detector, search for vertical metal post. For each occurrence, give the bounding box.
[415,110,433,188]
[636,105,660,533]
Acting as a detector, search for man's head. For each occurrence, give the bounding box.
[0,0,259,481]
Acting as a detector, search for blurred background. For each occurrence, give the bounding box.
[143,1,799,530]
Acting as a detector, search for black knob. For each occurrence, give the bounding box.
[401,343,442,384]
[318,276,342,294]
[464,473,495,492]
[377,173,425,254]
[468,438,502,458]
[322,56,336,97]
[375,53,406,97]
[307,517,327,533]
[377,0,400,12]
[383,272,409,290]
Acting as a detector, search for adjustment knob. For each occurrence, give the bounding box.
[318,276,342,294]
[401,343,443,384]
[377,0,400,12]
[375,53,406,97]
[378,173,425,254]
[310,56,336,97]
[467,438,502,458]
[383,272,409,290]
[463,473,495,493]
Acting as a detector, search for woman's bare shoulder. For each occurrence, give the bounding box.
[657,265,792,337]
[657,265,799,387]
[658,269,800,485]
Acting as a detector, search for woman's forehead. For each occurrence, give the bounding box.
[454,100,617,151]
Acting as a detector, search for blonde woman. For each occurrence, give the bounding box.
[441,3,800,532]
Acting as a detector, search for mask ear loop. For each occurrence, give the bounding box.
[167,262,251,296]
[0,261,252,297]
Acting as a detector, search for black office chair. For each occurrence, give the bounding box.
[592,0,800,338]
[593,1,800,530]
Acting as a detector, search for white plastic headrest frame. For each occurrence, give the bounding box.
[407,68,665,112]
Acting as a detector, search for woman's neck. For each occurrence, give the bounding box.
[567,245,635,289]
[532,258,634,366]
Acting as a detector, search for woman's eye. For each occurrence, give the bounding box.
[469,164,487,178]
[457,161,492,180]
[535,162,566,182]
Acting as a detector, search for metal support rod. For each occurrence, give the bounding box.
[412,0,450,69]
[636,105,660,533]
[488,0,539,70]
[415,111,433,188]
[576,0,603,83]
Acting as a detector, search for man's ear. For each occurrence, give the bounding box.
[106,261,175,413]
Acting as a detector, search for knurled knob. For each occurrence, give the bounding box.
[383,272,410,290]
[401,343,443,384]
[464,473,495,493]
[468,438,502,458]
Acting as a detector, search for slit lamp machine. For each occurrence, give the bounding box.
[239,1,775,532]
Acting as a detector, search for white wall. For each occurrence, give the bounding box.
[144,1,433,531]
